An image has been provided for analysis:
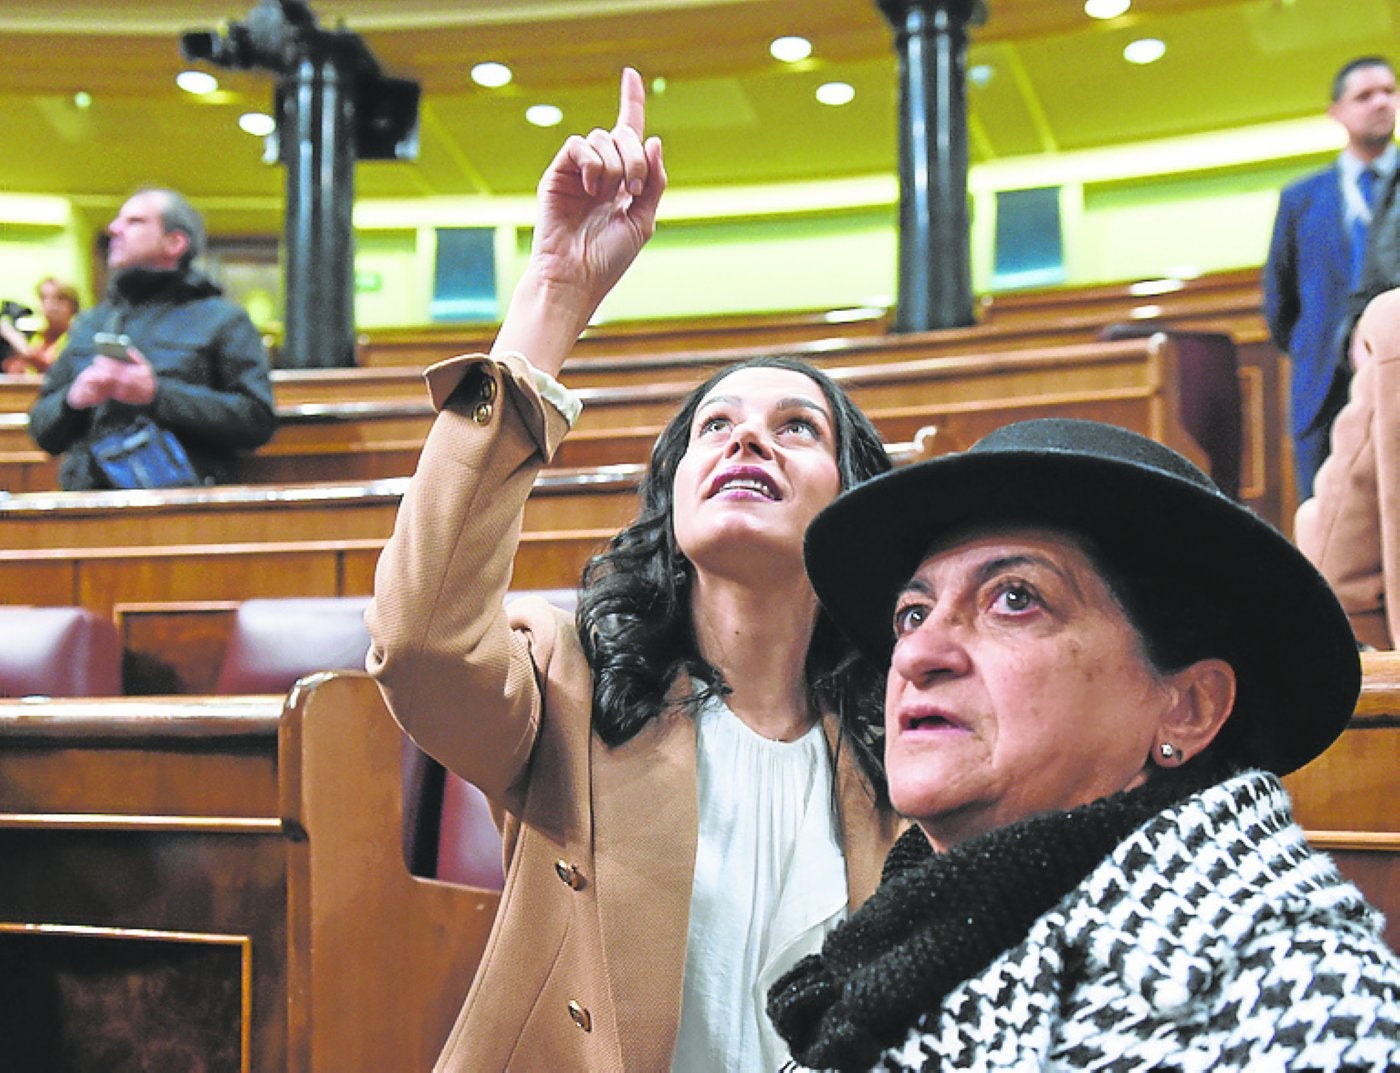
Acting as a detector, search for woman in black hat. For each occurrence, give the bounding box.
[768,418,1400,1072]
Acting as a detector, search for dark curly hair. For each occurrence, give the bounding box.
[576,355,893,793]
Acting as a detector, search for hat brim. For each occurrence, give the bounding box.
[805,448,1360,776]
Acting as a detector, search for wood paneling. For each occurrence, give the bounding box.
[0,675,497,1072]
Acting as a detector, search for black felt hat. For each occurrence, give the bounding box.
[804,418,1360,776]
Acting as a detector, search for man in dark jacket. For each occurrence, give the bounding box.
[1263,56,1397,500]
[28,187,276,490]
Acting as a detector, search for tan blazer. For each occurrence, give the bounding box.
[366,353,902,1072]
[1295,287,1400,649]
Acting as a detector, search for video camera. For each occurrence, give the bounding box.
[180,0,316,75]
[180,0,419,160]
[0,301,34,362]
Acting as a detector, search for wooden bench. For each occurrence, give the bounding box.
[1283,649,1400,953]
[0,335,1280,545]
[977,265,1261,323]
[0,428,946,556]
[351,305,891,368]
[0,672,497,1071]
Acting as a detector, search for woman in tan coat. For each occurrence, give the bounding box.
[1295,286,1400,648]
[365,69,901,1071]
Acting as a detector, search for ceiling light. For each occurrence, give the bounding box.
[471,62,513,89]
[651,77,668,94]
[1123,38,1166,65]
[176,70,219,95]
[239,112,275,137]
[968,64,994,87]
[816,82,855,106]
[72,91,92,110]
[526,104,563,128]
[1129,304,1163,319]
[1084,0,1131,19]
[770,36,812,64]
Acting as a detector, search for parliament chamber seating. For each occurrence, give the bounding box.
[0,605,122,698]
[207,591,577,889]
[1100,322,1244,500]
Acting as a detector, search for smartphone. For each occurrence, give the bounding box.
[93,332,134,362]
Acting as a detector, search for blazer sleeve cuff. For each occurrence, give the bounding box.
[423,351,579,460]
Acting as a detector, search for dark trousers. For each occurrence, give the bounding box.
[1294,365,1353,500]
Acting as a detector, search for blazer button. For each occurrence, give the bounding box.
[567,1000,592,1032]
[554,859,584,890]
[479,376,498,403]
[471,401,493,424]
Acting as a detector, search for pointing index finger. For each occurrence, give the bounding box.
[616,66,646,136]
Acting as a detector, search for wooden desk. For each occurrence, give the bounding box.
[0,673,498,1072]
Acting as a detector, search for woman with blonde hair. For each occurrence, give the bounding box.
[1,277,79,374]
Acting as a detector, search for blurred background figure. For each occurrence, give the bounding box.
[28,187,275,490]
[0,277,80,375]
[1264,56,1398,501]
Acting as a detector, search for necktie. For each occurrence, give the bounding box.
[1352,166,1378,286]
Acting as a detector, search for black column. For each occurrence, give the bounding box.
[279,51,357,369]
[877,0,983,332]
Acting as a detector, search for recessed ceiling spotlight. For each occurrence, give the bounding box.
[770,36,813,63]
[816,82,855,106]
[1084,0,1131,19]
[72,91,93,110]
[968,64,994,87]
[651,76,668,95]
[176,70,219,95]
[1123,38,1166,65]
[239,112,275,137]
[471,62,513,89]
[526,104,563,128]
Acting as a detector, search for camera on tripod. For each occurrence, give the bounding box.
[180,0,419,161]
[180,0,314,74]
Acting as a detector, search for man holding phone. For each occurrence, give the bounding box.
[28,187,276,489]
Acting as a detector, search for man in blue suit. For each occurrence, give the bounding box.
[1264,56,1397,500]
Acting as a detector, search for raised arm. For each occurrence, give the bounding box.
[492,67,667,378]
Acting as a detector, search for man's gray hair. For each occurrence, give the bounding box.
[139,186,207,269]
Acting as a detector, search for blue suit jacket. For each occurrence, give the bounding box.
[1263,165,1356,436]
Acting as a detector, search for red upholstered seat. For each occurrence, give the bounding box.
[211,590,576,892]
[214,596,373,695]
[0,606,122,698]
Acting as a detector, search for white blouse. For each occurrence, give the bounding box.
[671,690,849,1073]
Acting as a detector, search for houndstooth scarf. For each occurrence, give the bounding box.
[769,770,1400,1072]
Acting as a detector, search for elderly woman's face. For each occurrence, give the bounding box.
[884,528,1175,849]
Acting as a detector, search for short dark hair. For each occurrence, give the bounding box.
[1332,55,1393,102]
[576,355,893,791]
[138,186,206,269]
[1080,538,1247,777]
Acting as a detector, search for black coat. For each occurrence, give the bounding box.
[28,267,276,490]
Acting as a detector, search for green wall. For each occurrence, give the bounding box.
[0,143,1336,332]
